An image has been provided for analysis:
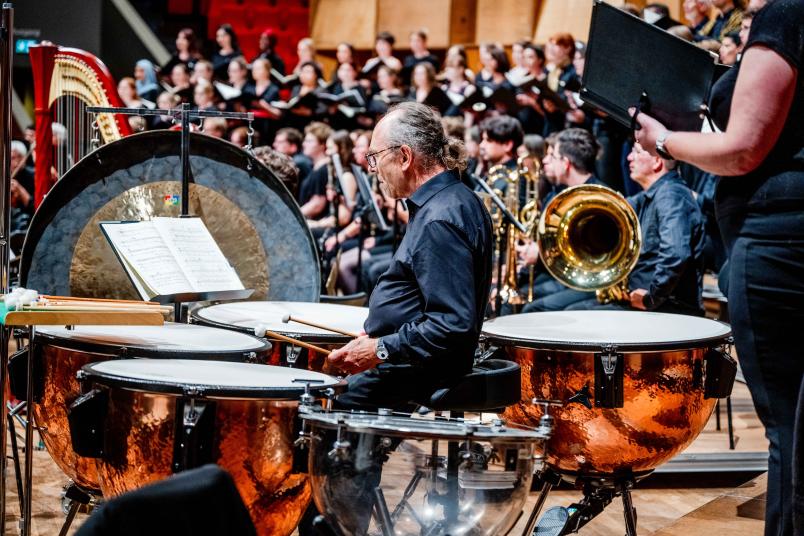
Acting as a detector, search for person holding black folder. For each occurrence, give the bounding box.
[633,1,803,533]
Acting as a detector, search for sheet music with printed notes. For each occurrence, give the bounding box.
[151,217,244,292]
[100,218,244,300]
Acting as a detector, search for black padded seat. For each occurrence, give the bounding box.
[320,292,367,307]
[420,359,521,412]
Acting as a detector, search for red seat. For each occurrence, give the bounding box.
[281,6,309,32]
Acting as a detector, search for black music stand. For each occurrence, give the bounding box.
[582,0,718,133]
[87,105,254,321]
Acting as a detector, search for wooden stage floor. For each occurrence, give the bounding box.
[3,381,767,535]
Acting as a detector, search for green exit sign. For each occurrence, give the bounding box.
[15,39,37,54]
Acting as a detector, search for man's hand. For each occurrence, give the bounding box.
[327,335,381,374]
[10,179,30,208]
[629,288,648,310]
[324,234,339,252]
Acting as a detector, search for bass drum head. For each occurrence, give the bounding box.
[192,301,369,342]
[21,131,319,302]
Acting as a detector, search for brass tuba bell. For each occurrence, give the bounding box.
[537,184,641,302]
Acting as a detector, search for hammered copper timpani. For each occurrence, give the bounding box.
[28,324,271,491]
[73,360,346,536]
[481,311,733,477]
[191,301,368,373]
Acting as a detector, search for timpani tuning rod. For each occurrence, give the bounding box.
[281,314,359,338]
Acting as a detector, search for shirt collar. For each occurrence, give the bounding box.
[643,170,678,199]
[406,170,460,215]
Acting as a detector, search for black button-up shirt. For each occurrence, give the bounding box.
[365,170,493,377]
[627,171,705,313]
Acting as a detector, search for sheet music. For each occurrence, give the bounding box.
[101,222,191,297]
[152,217,245,292]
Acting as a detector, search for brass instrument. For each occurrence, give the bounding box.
[515,154,542,302]
[484,156,544,310]
[537,183,641,303]
[485,163,524,309]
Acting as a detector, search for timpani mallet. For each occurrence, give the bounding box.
[281,314,359,338]
[254,326,333,355]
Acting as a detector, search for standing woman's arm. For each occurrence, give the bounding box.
[634,46,797,176]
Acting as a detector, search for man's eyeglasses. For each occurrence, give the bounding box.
[366,145,402,169]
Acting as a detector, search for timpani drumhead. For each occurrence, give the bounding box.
[482,311,731,351]
[35,323,271,360]
[193,301,368,341]
[80,359,346,398]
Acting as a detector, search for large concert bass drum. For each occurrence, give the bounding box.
[481,311,734,478]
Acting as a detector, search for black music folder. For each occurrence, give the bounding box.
[582,0,718,132]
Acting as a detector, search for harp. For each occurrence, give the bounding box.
[30,43,132,207]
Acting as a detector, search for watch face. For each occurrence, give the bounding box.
[376,341,389,360]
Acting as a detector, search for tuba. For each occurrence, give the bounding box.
[537,184,641,303]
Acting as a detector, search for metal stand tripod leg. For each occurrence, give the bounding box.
[6,404,24,516]
[58,501,80,536]
[21,326,36,536]
[57,484,95,536]
[522,479,554,536]
[621,483,638,536]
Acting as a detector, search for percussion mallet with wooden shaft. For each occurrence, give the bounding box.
[253,325,333,355]
[281,314,359,338]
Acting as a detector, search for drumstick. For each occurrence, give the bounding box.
[281,314,359,338]
[260,329,332,355]
[22,305,174,314]
[41,295,164,307]
[37,300,171,310]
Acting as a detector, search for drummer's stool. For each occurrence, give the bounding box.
[416,358,522,417]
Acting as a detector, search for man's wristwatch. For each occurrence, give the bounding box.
[375,338,390,361]
[656,131,674,160]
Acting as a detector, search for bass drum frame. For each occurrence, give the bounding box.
[20,131,320,302]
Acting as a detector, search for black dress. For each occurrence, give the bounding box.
[211,50,241,80]
[711,2,804,535]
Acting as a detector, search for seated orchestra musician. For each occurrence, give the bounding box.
[477,115,523,195]
[567,143,705,315]
[516,128,607,312]
[326,101,492,411]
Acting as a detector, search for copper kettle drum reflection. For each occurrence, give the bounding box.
[537,184,641,302]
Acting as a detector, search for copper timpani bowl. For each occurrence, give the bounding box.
[28,324,271,491]
[73,360,346,536]
[481,311,732,477]
[191,301,369,373]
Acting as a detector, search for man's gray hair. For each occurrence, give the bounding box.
[52,122,67,145]
[10,140,27,158]
[384,102,466,172]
